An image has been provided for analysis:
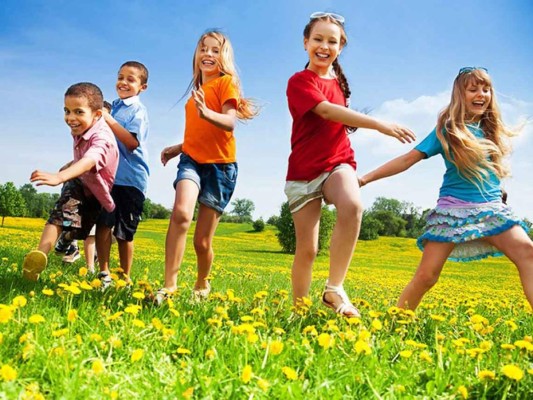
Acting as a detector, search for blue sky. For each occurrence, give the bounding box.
[1,0,532,220]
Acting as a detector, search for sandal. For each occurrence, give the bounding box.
[192,281,211,302]
[322,281,360,317]
[146,288,173,306]
[22,250,48,281]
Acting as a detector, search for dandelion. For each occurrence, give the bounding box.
[371,319,382,331]
[1,364,17,381]
[273,327,286,335]
[0,306,13,324]
[0,333,3,344]
[29,314,45,324]
[399,350,413,359]
[281,366,298,380]
[91,359,105,375]
[132,319,146,328]
[151,318,164,330]
[500,344,516,350]
[514,340,533,351]
[354,340,371,355]
[42,289,54,296]
[501,364,523,381]
[12,296,27,308]
[257,378,270,392]
[79,267,88,276]
[268,340,284,355]
[205,349,216,359]
[79,281,93,291]
[317,333,334,349]
[90,333,103,342]
[124,305,141,316]
[182,387,194,399]
[107,312,124,321]
[132,291,145,300]
[64,285,81,295]
[241,365,252,383]
[109,337,122,348]
[247,333,259,344]
[303,325,318,336]
[177,348,191,355]
[419,351,432,363]
[457,385,468,399]
[254,290,268,300]
[67,309,78,322]
[478,370,495,380]
[131,349,144,362]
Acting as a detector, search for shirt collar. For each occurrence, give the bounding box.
[118,95,140,106]
[79,116,106,142]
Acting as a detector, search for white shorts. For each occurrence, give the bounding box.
[284,164,353,213]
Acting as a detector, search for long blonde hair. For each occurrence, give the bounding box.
[436,69,515,186]
[186,30,258,121]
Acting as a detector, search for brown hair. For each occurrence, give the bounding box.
[64,82,104,111]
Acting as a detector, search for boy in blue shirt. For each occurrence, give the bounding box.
[96,61,150,287]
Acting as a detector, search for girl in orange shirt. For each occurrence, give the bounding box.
[154,30,257,304]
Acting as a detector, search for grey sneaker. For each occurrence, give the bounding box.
[55,233,74,253]
[62,245,81,263]
[97,271,112,290]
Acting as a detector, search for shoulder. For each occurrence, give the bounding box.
[288,70,314,85]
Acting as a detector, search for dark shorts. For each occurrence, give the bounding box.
[47,179,101,240]
[173,153,238,214]
[98,185,145,241]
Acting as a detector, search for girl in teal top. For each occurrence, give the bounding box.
[359,67,533,310]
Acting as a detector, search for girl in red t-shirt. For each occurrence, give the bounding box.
[286,12,415,317]
[153,31,258,305]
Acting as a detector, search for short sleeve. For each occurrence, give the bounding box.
[415,128,443,159]
[83,135,115,172]
[287,73,328,119]
[218,75,239,109]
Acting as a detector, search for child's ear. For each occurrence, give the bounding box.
[140,83,148,92]
[95,109,103,118]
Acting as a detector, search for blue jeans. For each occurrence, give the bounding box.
[174,153,238,214]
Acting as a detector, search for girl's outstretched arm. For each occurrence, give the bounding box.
[313,102,416,143]
[192,88,237,131]
[161,143,183,166]
[359,149,424,187]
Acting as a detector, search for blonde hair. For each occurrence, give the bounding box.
[436,69,515,187]
[188,30,258,121]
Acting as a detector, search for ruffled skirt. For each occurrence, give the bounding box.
[417,197,529,262]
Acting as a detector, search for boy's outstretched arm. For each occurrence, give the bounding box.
[102,110,139,152]
[359,149,424,187]
[30,157,96,187]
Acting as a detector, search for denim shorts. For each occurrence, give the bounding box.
[174,153,238,214]
[98,185,145,241]
[48,179,101,240]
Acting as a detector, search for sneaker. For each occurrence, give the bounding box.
[22,250,48,281]
[97,271,112,290]
[62,245,81,263]
[55,233,73,254]
[192,281,211,302]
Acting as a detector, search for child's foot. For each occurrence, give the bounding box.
[148,288,173,306]
[97,271,112,290]
[55,233,73,254]
[62,244,81,263]
[322,281,360,318]
[22,250,48,281]
[87,266,96,275]
[192,281,211,302]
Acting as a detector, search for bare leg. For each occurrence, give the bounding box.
[193,204,220,290]
[95,224,113,274]
[163,180,199,291]
[117,239,134,276]
[291,199,321,303]
[37,223,61,254]
[397,241,454,310]
[84,235,96,271]
[484,225,533,308]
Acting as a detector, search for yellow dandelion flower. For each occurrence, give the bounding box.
[346,317,361,326]
[205,349,216,359]
[0,306,13,324]
[64,285,81,295]
[527,369,533,375]
[131,349,144,362]
[109,337,122,348]
[28,314,45,324]
[257,378,270,392]
[505,320,518,331]
[430,314,445,322]
[241,365,253,383]
[1,364,17,381]
[106,311,124,321]
[91,359,105,375]
[0,332,3,344]
[514,340,533,351]
[124,305,141,316]
[371,319,383,331]
[151,317,164,330]
[182,387,194,399]
[132,291,145,300]
[79,281,93,291]
[303,325,318,336]
[177,348,191,355]
[90,333,103,342]
[457,385,468,399]
[359,330,371,342]
[269,340,284,355]
[281,366,298,380]
[254,290,268,300]
[247,333,259,344]
[354,340,371,355]
[273,327,285,335]
[12,296,27,308]
[132,319,146,328]
[52,328,69,338]
[42,288,54,296]
[399,350,413,359]
[78,267,88,277]
[478,370,495,380]
[169,308,180,317]
[419,351,432,363]
[90,279,102,289]
[67,309,78,322]
[501,365,523,381]
[500,344,516,350]
[387,306,401,315]
[317,333,334,349]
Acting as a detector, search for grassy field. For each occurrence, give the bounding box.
[0,217,532,399]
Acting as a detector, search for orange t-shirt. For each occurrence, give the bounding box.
[182,75,239,163]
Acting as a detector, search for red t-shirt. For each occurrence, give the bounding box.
[286,69,356,181]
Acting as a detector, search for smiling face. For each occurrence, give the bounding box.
[195,35,222,84]
[64,95,102,136]
[464,80,492,122]
[304,20,344,77]
[116,66,147,99]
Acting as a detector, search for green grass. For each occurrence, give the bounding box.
[0,217,531,399]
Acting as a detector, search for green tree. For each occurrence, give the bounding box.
[230,198,255,222]
[252,218,265,232]
[359,211,383,240]
[0,182,26,226]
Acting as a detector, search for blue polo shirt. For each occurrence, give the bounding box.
[415,125,501,203]
[111,95,150,195]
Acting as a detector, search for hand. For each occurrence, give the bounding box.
[358,176,367,188]
[192,88,210,119]
[379,123,416,144]
[30,170,63,187]
[161,145,182,166]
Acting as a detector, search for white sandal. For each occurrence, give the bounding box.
[322,281,360,317]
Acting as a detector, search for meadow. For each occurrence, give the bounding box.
[0,217,531,399]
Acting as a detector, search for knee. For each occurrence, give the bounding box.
[170,207,193,229]
[194,237,212,255]
[296,245,318,263]
[337,199,364,222]
[413,270,440,290]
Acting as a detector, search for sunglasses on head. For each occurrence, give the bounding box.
[310,12,345,24]
[458,67,488,75]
